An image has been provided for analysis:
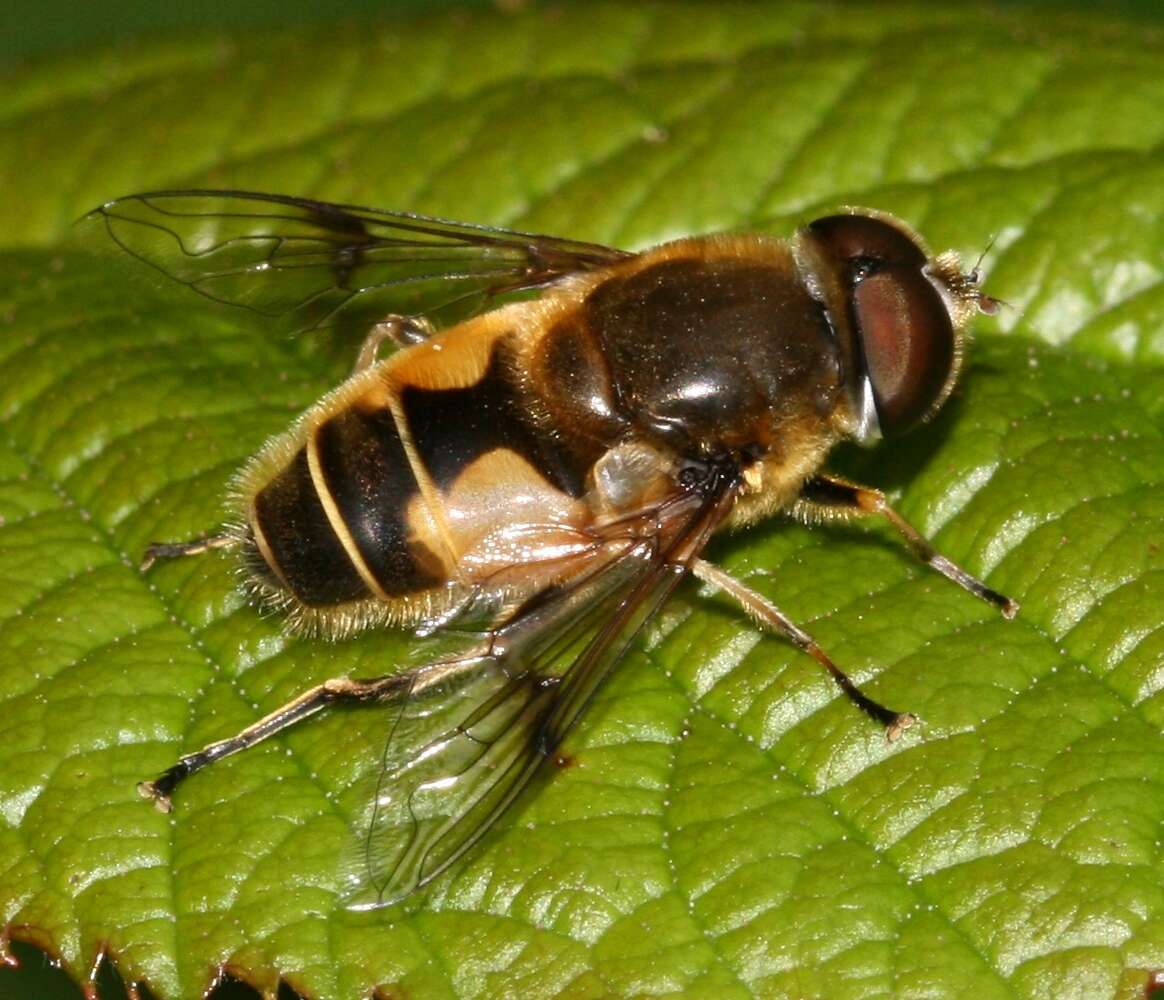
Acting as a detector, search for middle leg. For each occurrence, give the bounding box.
[692,558,914,738]
[353,314,435,372]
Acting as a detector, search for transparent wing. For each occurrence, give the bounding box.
[341,468,740,909]
[87,189,630,332]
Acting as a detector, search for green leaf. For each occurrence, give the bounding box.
[3,4,1164,999]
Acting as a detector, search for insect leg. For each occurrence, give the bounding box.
[353,314,435,371]
[797,473,1019,618]
[692,558,914,738]
[139,673,411,812]
[140,533,237,571]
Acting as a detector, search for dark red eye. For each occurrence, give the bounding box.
[808,213,927,269]
[808,213,957,435]
[852,265,954,432]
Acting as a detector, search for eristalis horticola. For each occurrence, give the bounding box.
[90,190,1017,908]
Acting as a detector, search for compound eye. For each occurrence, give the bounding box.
[808,212,958,435]
[808,214,927,270]
[852,265,955,433]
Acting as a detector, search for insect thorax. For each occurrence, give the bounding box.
[530,237,848,462]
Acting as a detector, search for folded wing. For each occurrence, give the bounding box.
[88,189,630,333]
[342,467,740,908]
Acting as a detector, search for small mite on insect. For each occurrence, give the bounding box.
[90,190,1017,907]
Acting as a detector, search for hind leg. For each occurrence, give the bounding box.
[140,533,237,572]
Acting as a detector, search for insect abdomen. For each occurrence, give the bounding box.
[246,398,442,608]
[241,319,596,627]
[315,405,445,593]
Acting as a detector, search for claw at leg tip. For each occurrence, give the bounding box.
[138,781,172,813]
[886,712,917,742]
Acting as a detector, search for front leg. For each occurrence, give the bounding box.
[796,473,1019,619]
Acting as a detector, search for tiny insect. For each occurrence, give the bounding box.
[91,190,1018,908]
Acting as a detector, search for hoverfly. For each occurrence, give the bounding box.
[90,190,1018,908]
